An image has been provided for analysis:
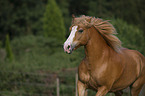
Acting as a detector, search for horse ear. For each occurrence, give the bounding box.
[86,17,92,23]
[72,14,75,24]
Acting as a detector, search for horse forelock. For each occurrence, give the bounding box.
[72,15,122,52]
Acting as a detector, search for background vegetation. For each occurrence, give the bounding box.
[0,0,144,95]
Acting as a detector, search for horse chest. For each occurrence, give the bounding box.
[78,62,100,90]
[78,60,110,90]
[78,67,90,84]
[78,70,100,90]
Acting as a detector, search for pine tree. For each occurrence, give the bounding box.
[5,34,14,61]
[43,0,65,42]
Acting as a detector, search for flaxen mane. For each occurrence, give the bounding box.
[72,15,122,52]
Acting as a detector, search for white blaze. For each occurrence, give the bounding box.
[64,26,78,53]
[65,26,78,44]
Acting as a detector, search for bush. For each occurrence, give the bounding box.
[111,18,145,55]
[0,35,84,72]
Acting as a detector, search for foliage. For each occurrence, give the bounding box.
[43,0,65,42]
[0,0,145,39]
[87,0,145,36]
[111,18,145,55]
[56,0,71,33]
[88,0,110,18]
[5,34,14,61]
[0,35,84,95]
[0,35,84,72]
[0,0,45,40]
[69,0,89,15]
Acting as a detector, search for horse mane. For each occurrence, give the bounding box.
[72,15,122,52]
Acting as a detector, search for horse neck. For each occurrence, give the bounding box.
[85,27,110,61]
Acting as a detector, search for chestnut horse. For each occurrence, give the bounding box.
[63,15,145,96]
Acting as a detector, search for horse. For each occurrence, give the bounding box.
[63,15,145,96]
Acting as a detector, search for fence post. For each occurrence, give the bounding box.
[57,78,59,96]
[76,73,78,96]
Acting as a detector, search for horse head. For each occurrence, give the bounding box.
[63,15,92,54]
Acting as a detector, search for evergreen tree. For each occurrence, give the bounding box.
[5,34,14,61]
[43,0,65,42]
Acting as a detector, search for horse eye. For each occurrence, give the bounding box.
[78,29,83,33]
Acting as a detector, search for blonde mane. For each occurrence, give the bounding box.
[72,15,122,52]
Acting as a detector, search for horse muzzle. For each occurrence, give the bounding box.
[63,42,77,54]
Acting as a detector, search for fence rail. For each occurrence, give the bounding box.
[0,70,76,96]
[0,71,142,96]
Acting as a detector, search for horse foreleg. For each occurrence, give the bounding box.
[77,80,87,96]
[95,86,109,96]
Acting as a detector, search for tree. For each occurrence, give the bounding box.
[43,0,65,42]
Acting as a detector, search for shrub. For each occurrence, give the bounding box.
[111,18,145,55]
[1,35,84,72]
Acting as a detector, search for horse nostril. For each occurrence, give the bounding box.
[67,45,71,49]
